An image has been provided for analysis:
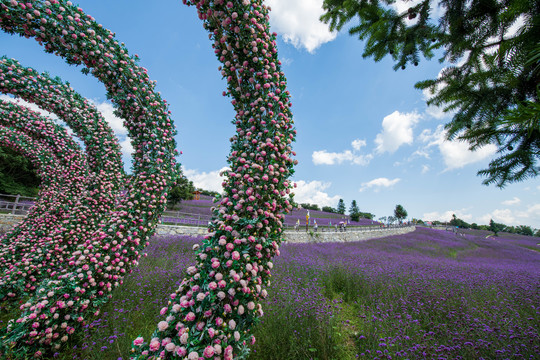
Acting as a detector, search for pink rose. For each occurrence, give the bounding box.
[185,312,195,322]
[165,342,176,352]
[157,321,168,331]
[224,345,234,360]
[149,339,160,352]
[203,345,215,358]
[176,347,187,357]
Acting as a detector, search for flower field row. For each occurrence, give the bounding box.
[20,227,538,359]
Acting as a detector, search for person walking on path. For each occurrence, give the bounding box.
[314,220,318,232]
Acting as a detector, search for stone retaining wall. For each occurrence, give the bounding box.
[0,213,24,233]
[0,214,416,243]
[282,225,416,243]
[155,223,416,243]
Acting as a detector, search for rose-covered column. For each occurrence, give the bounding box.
[131,1,297,359]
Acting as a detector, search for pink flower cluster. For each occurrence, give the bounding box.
[0,0,178,357]
[131,0,296,359]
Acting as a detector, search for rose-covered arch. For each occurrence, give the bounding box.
[0,99,87,194]
[0,98,87,229]
[0,0,178,357]
[0,58,126,303]
[0,100,91,299]
[0,102,85,199]
[0,110,84,277]
[0,57,123,188]
[0,126,78,192]
[0,0,295,358]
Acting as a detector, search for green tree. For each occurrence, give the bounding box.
[199,189,219,197]
[301,203,320,211]
[167,172,195,207]
[321,0,540,187]
[322,205,336,213]
[359,211,375,220]
[0,146,40,196]
[535,229,540,237]
[489,218,505,236]
[450,213,470,229]
[349,199,360,222]
[336,198,346,214]
[515,225,534,236]
[394,204,408,223]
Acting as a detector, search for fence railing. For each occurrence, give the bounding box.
[0,193,416,232]
[0,193,216,227]
[283,223,414,232]
[0,194,36,215]
[160,210,212,227]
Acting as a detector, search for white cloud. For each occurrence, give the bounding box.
[502,197,521,206]
[422,88,452,120]
[375,111,421,154]
[87,99,137,160]
[292,180,340,207]
[421,164,429,174]
[0,94,58,120]
[312,149,372,166]
[90,100,127,136]
[422,209,473,223]
[351,139,366,151]
[390,0,422,14]
[389,0,423,26]
[312,138,372,166]
[526,204,540,222]
[481,204,540,227]
[420,125,497,170]
[479,204,540,227]
[421,67,459,120]
[183,167,228,193]
[280,57,293,66]
[359,177,401,192]
[119,138,134,157]
[266,0,337,53]
[423,204,540,228]
[439,139,497,170]
[412,149,430,159]
[478,209,518,226]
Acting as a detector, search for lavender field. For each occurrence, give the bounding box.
[14,227,538,359]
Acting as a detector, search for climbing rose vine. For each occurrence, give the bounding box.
[0,0,295,358]
[0,58,125,304]
[0,102,93,300]
[0,0,178,357]
[131,1,296,359]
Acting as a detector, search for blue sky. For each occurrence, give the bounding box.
[1,0,539,229]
